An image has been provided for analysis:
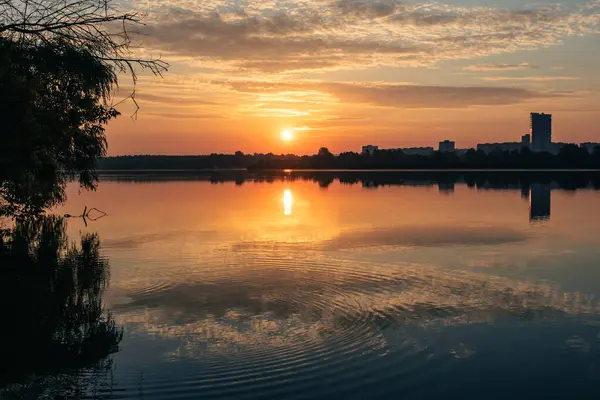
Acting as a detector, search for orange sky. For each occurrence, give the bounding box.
[105,0,600,155]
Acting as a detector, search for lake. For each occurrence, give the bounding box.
[3,171,600,399]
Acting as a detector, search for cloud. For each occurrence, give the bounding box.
[478,76,580,81]
[308,116,373,128]
[224,80,569,108]
[463,63,537,72]
[389,11,460,26]
[136,1,600,73]
[237,59,342,73]
[131,92,221,106]
[144,13,423,61]
[148,112,224,119]
[333,0,406,18]
[532,108,600,112]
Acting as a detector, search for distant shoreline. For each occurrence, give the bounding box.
[98,147,600,170]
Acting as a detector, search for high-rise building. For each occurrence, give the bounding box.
[521,134,531,147]
[530,113,551,152]
[439,140,455,152]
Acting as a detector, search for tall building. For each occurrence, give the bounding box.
[531,113,551,152]
[439,140,455,152]
[521,134,531,147]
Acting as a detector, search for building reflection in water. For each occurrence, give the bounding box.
[283,189,293,216]
[521,185,530,200]
[529,183,551,221]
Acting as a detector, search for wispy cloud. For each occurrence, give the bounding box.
[464,63,537,72]
[134,0,600,74]
[107,0,600,130]
[333,0,406,18]
[478,76,580,81]
[223,81,571,109]
[128,92,221,106]
[148,112,224,119]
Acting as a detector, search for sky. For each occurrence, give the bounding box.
[107,0,600,155]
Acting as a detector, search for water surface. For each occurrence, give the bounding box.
[4,171,600,399]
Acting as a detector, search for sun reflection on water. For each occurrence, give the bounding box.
[283,189,293,216]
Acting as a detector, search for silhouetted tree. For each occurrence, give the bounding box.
[559,144,590,168]
[0,216,122,388]
[318,147,334,157]
[0,0,168,217]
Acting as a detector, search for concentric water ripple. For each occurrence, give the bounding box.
[95,242,600,400]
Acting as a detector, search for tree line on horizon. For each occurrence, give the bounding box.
[99,145,600,170]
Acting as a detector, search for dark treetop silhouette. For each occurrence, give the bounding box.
[0,0,168,218]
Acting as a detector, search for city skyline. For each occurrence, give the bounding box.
[102,0,600,155]
[359,112,597,156]
[109,110,600,156]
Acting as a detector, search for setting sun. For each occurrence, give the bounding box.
[281,128,294,142]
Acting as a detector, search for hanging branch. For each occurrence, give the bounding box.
[0,0,169,116]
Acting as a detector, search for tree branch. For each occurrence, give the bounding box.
[0,0,169,116]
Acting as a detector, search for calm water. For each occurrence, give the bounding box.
[4,171,600,399]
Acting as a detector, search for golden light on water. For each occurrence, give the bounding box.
[283,189,293,216]
[281,128,294,142]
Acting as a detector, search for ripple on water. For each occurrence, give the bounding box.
[103,246,469,400]
[106,242,598,400]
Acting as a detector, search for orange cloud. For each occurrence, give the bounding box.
[135,1,600,73]
[224,80,572,109]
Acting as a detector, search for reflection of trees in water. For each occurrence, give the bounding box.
[99,170,600,191]
[0,216,121,396]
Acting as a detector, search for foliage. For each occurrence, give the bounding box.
[0,0,168,84]
[0,0,168,218]
[0,38,118,216]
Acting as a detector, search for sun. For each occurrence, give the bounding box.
[281,128,294,142]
